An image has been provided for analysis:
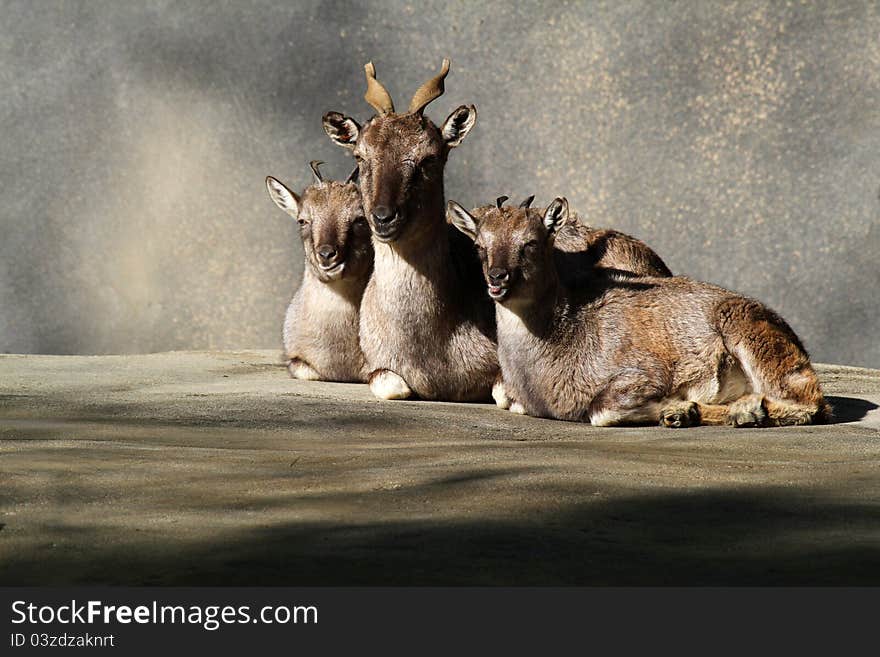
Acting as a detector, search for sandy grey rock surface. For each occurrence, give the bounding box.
[1,350,879,585]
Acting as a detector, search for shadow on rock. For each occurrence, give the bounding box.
[826,396,878,423]
[5,487,880,586]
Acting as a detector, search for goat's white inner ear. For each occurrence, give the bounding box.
[447,202,478,239]
[323,113,361,149]
[442,105,477,147]
[266,177,301,218]
[337,118,359,143]
[543,199,569,234]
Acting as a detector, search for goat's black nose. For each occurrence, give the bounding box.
[488,268,510,284]
[317,245,337,263]
[371,205,397,225]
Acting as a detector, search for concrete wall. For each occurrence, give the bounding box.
[2,0,879,366]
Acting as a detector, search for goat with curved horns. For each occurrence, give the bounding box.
[323,60,672,403]
[323,59,493,402]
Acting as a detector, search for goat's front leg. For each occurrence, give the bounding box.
[288,357,322,381]
[490,373,528,414]
[658,400,702,428]
[491,373,512,410]
[368,369,414,400]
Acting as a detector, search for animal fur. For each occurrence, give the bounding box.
[266,174,372,382]
[324,61,673,402]
[324,63,496,401]
[449,200,831,428]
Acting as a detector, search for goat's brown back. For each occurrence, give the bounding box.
[470,205,672,282]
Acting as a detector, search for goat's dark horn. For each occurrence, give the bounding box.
[519,195,535,209]
[496,195,509,208]
[309,160,325,184]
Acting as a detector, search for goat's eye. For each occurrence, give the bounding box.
[522,241,539,256]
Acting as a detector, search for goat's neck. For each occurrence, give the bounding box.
[302,266,365,306]
[497,273,562,338]
[371,193,455,291]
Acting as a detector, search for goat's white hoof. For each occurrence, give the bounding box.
[509,402,526,415]
[289,359,321,381]
[369,370,413,400]
[492,380,511,409]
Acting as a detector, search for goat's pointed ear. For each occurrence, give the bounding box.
[441,105,477,148]
[266,176,301,219]
[447,201,478,239]
[322,111,361,150]
[542,197,569,236]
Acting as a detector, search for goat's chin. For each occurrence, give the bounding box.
[371,220,407,244]
[492,289,533,312]
[372,233,399,244]
[315,261,346,282]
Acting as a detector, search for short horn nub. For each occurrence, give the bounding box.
[496,195,509,208]
[408,58,450,115]
[309,160,325,184]
[519,195,535,209]
[364,61,395,115]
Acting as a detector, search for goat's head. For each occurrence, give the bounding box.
[266,162,372,283]
[323,59,477,243]
[448,196,569,304]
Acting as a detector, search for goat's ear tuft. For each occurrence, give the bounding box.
[447,201,478,240]
[441,105,477,148]
[542,197,569,237]
[266,176,301,219]
[323,112,361,149]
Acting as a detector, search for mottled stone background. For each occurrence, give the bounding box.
[2,1,878,366]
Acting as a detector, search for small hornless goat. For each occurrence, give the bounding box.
[323,59,671,402]
[447,198,831,427]
[265,161,373,382]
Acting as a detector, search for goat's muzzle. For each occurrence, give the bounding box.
[315,245,346,280]
[487,268,511,300]
[370,205,404,242]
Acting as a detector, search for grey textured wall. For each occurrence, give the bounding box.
[2,1,879,366]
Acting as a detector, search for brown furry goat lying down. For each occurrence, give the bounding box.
[448,197,830,428]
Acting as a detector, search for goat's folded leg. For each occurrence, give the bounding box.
[587,368,669,426]
[368,369,414,400]
[659,401,702,428]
